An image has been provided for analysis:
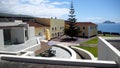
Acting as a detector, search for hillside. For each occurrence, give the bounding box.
[0,13,33,18]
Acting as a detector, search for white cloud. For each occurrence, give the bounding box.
[20,0,50,5]
[51,2,70,5]
[87,17,103,20]
[81,17,105,23]
[0,0,69,18]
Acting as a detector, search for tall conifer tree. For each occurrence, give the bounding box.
[65,2,80,39]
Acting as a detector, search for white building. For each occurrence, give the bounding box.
[0,20,35,50]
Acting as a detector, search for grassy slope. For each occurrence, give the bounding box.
[77,46,98,57]
[78,37,98,57]
[83,37,98,44]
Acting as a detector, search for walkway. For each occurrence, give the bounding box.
[51,35,96,46]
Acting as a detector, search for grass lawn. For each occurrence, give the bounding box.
[76,46,98,57]
[83,37,98,44]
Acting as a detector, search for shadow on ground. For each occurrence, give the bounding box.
[60,38,78,42]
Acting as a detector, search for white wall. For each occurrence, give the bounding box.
[88,26,91,38]
[11,28,25,44]
[0,29,4,49]
[98,37,120,67]
[0,55,117,68]
[28,27,35,39]
[21,45,40,52]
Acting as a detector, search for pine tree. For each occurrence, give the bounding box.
[65,2,80,39]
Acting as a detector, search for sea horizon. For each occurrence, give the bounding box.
[97,23,120,33]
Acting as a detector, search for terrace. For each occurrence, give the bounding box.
[98,37,120,67]
[107,40,120,51]
[0,37,119,68]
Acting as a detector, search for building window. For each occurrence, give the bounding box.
[83,32,85,38]
[78,26,80,30]
[58,32,60,36]
[83,27,85,29]
[52,27,54,31]
[90,26,92,29]
[25,30,28,38]
[55,33,57,36]
[55,27,57,30]
[62,27,64,29]
[52,33,54,36]
[60,27,62,30]
[95,26,97,29]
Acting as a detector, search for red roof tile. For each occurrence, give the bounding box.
[27,22,49,27]
[65,21,97,26]
[76,22,97,26]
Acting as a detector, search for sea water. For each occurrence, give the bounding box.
[97,23,120,33]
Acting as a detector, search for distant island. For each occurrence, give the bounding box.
[103,20,116,24]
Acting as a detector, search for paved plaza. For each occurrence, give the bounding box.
[51,35,95,46]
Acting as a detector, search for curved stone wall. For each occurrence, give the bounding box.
[53,44,77,59]
[70,46,95,60]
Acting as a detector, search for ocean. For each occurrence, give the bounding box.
[97,23,120,33]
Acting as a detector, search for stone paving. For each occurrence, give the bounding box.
[51,35,96,46]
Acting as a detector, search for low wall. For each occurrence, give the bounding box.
[0,51,19,55]
[0,51,34,56]
[0,55,117,68]
[70,46,95,60]
[54,44,77,59]
[20,44,40,52]
[98,37,120,67]
[19,37,41,51]
[21,51,35,56]
[0,37,42,56]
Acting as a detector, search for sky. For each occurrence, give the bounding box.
[0,0,120,23]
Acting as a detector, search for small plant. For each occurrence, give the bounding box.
[39,49,56,57]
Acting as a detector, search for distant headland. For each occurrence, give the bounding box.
[103,20,116,24]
